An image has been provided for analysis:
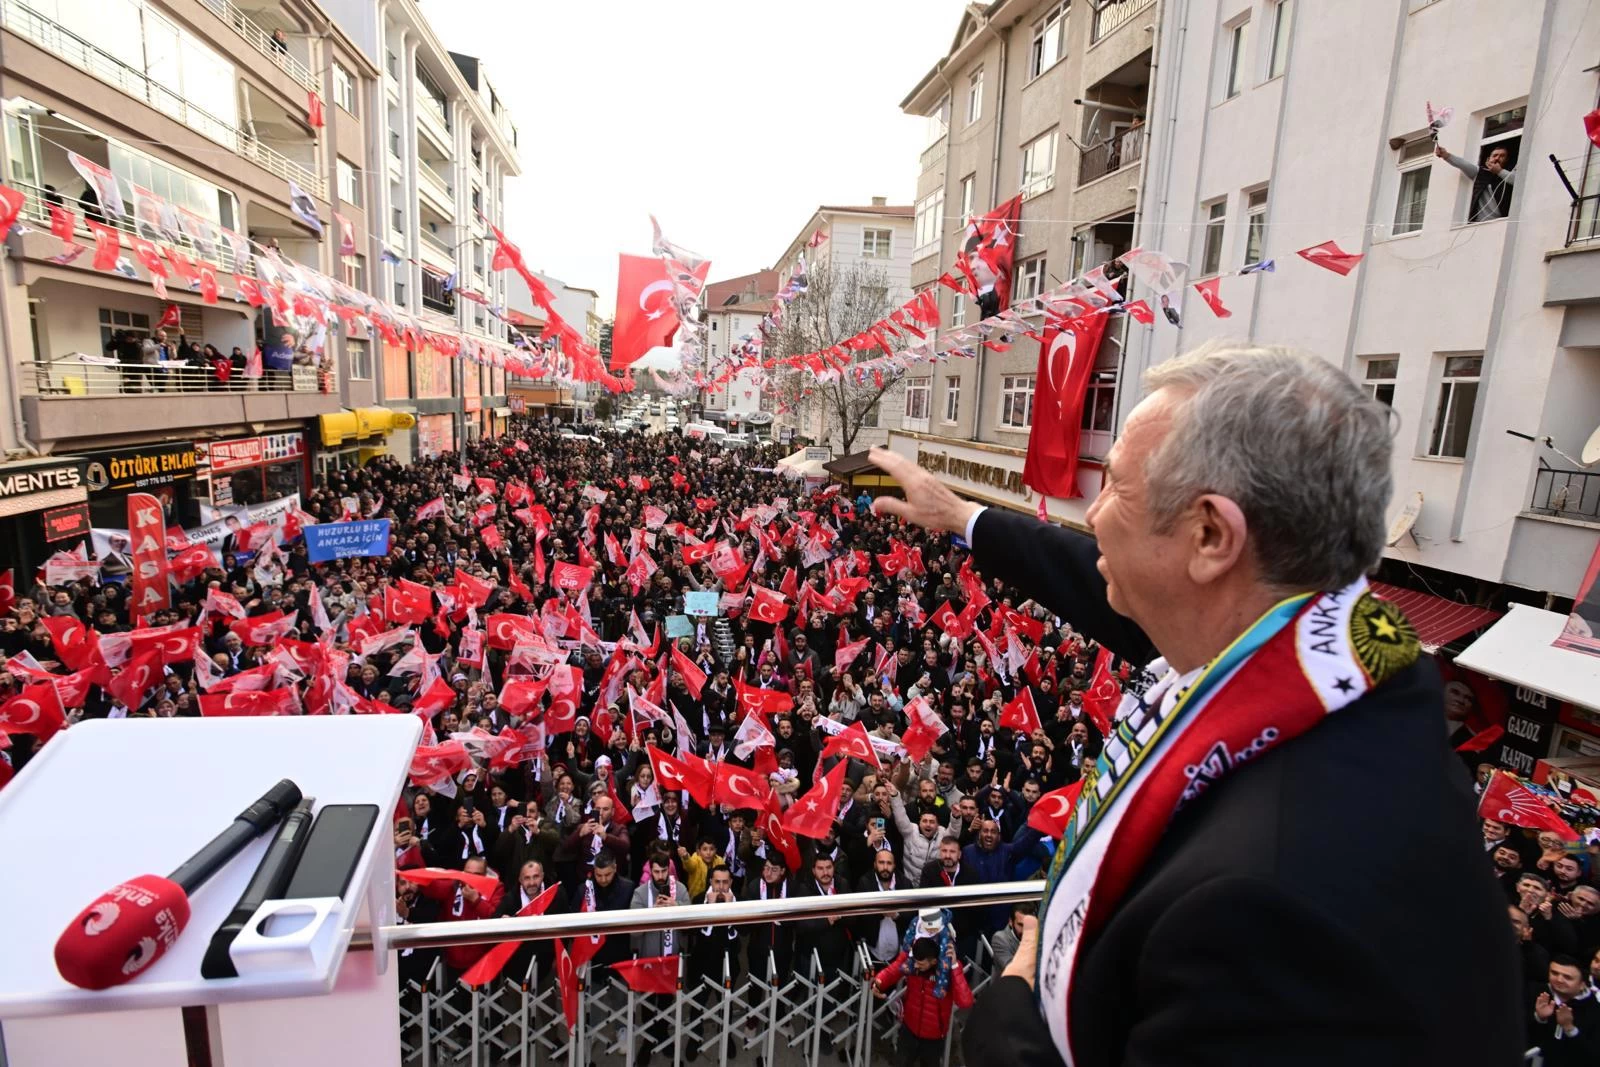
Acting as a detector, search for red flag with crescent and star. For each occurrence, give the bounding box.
[1021,312,1109,500]
[612,254,711,371]
[1027,780,1086,837]
[782,759,849,840]
[713,761,773,809]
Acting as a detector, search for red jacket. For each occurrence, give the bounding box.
[873,953,973,1040]
[421,875,505,972]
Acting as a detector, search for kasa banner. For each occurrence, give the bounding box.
[127,492,172,614]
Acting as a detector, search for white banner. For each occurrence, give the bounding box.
[92,493,301,566]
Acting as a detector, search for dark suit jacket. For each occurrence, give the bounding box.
[965,507,1520,1067]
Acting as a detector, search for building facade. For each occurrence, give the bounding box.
[888,0,1156,527]
[320,0,521,455]
[699,269,777,434]
[0,0,392,571]
[771,198,916,453]
[503,267,598,421]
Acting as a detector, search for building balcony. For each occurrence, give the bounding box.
[920,138,946,175]
[418,163,455,217]
[0,0,325,198]
[18,360,337,444]
[1078,127,1144,185]
[198,0,317,93]
[1091,0,1156,44]
[1529,464,1600,524]
[417,91,451,150]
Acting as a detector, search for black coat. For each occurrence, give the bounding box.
[964,507,1520,1067]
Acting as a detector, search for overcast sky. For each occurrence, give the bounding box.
[433,0,970,315]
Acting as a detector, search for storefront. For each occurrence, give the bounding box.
[492,406,512,437]
[316,407,417,473]
[0,455,90,577]
[885,430,1101,531]
[80,441,201,530]
[195,432,309,510]
[464,396,484,442]
[508,385,572,421]
[416,413,456,458]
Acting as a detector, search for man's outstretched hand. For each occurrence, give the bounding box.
[867,447,982,535]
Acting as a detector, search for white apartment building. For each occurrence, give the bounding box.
[1131,0,1600,744]
[320,0,521,451]
[699,269,777,433]
[771,198,916,452]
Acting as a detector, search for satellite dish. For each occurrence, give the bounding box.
[1583,424,1600,467]
[1387,490,1424,547]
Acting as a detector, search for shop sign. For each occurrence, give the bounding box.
[1496,685,1563,776]
[84,443,198,493]
[207,433,305,474]
[0,459,84,501]
[915,448,1027,496]
[507,396,526,413]
[42,503,91,542]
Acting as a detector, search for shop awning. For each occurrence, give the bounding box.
[822,451,880,478]
[319,407,417,447]
[493,407,512,417]
[1455,604,1600,713]
[1369,581,1502,653]
[776,449,810,470]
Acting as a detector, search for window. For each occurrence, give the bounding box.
[344,254,366,291]
[348,340,372,380]
[1461,105,1524,222]
[859,400,880,429]
[905,379,931,420]
[1080,373,1117,450]
[99,308,151,352]
[1000,375,1034,429]
[967,68,984,125]
[1030,3,1068,79]
[1017,256,1047,301]
[861,228,893,258]
[337,158,362,207]
[951,296,967,327]
[1243,188,1268,266]
[1200,199,1226,276]
[392,205,404,234]
[333,61,356,114]
[1362,357,1398,406]
[1428,355,1481,458]
[1393,136,1432,234]
[395,279,406,306]
[1021,129,1058,199]
[914,190,944,257]
[1224,19,1250,99]
[1069,229,1091,279]
[960,174,976,221]
[926,94,951,146]
[389,129,401,159]
[1267,0,1292,79]
[944,375,961,423]
[861,285,889,310]
[385,50,398,78]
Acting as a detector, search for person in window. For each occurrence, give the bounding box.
[1435,143,1515,222]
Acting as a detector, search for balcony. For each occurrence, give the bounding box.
[1092,0,1156,43]
[920,137,946,174]
[418,163,454,217]
[417,88,451,150]
[1568,194,1600,247]
[1530,465,1600,523]
[0,0,325,198]
[1078,126,1144,185]
[18,360,336,443]
[198,0,317,92]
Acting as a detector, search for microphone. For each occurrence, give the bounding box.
[54,779,303,990]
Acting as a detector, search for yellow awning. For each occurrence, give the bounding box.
[320,407,416,447]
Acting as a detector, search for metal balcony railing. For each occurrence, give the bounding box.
[1078,127,1145,185]
[1530,464,1600,522]
[20,359,325,397]
[198,0,318,92]
[1567,193,1600,247]
[1091,0,1156,43]
[0,0,326,199]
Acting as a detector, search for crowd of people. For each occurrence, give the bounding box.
[1,413,1594,1064]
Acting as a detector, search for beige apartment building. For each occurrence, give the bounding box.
[0,0,385,570]
[887,0,1156,529]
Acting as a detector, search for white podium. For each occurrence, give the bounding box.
[0,716,420,1067]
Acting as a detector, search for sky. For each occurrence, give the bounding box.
[432,0,971,316]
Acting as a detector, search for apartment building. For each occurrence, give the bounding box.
[699,268,777,435]
[320,0,521,456]
[885,0,1155,528]
[771,198,915,452]
[0,0,386,570]
[503,266,598,421]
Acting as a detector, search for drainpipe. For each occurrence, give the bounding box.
[0,43,41,457]
[972,16,1008,443]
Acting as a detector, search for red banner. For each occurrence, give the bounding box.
[127,492,172,615]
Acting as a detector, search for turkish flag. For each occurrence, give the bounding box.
[1022,311,1109,500]
[930,601,975,640]
[1193,277,1231,318]
[648,744,715,806]
[1000,687,1042,736]
[87,220,121,271]
[670,645,707,700]
[132,624,200,666]
[735,679,793,719]
[681,540,716,566]
[460,884,560,988]
[612,253,710,371]
[1081,646,1121,737]
[106,649,162,711]
[713,761,773,809]
[0,681,66,742]
[1123,299,1154,325]
[1295,240,1364,276]
[386,579,435,625]
[454,567,495,608]
[955,194,1023,310]
[821,720,881,770]
[485,613,541,651]
[834,635,871,673]
[498,678,549,717]
[0,568,12,617]
[901,698,946,764]
[554,940,580,1029]
[783,759,848,840]
[1455,725,1506,753]
[41,616,92,671]
[610,955,681,995]
[545,665,583,734]
[748,585,789,625]
[1027,780,1085,837]
[757,792,802,872]
[409,741,473,789]
[198,687,300,716]
[230,611,298,647]
[306,90,325,129]
[1477,772,1579,839]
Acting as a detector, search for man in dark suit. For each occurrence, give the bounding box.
[868,342,1519,1066]
[495,859,567,982]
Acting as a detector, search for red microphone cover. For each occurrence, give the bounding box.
[54,874,191,990]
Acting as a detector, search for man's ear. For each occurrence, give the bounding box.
[1185,494,1249,586]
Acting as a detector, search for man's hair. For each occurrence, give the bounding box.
[593,850,617,870]
[1518,871,1551,889]
[1142,342,1393,590]
[1550,954,1583,973]
[911,937,939,961]
[1012,901,1038,917]
[695,834,718,849]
